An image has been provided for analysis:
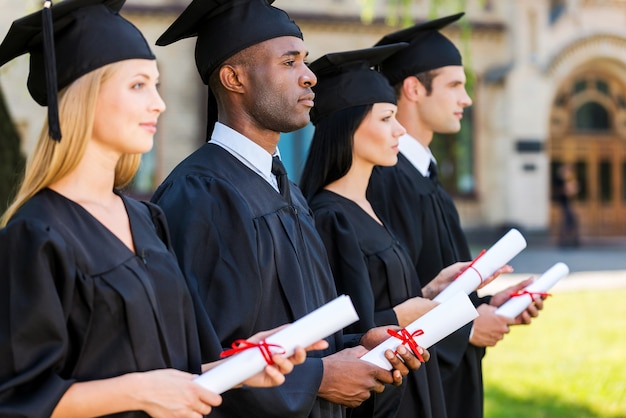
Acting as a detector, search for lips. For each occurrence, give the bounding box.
[140,122,158,133]
[299,93,315,107]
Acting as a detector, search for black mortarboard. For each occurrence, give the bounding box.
[156,0,302,83]
[308,43,408,125]
[156,0,303,137]
[376,13,464,86]
[0,0,155,141]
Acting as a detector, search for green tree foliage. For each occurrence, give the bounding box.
[359,0,479,93]
[0,83,25,214]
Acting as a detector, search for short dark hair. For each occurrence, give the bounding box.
[300,104,372,200]
[393,68,440,97]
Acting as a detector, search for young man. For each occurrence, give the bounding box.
[151,1,422,417]
[368,13,544,418]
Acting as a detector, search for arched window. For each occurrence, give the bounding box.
[574,101,610,131]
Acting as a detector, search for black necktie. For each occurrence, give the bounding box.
[428,160,438,184]
[271,156,291,204]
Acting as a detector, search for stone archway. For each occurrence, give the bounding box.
[545,35,626,239]
[548,65,626,238]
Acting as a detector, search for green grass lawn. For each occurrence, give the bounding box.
[483,288,626,418]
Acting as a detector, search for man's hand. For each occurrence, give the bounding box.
[489,277,545,325]
[319,346,391,408]
[469,304,515,347]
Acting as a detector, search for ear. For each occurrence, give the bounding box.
[401,75,426,102]
[219,64,245,94]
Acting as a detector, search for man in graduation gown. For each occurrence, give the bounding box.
[151,1,421,417]
[367,13,543,418]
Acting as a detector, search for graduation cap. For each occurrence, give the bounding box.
[308,43,408,125]
[156,0,302,137]
[375,12,464,86]
[0,0,155,141]
[156,0,302,83]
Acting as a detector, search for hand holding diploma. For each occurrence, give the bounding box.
[230,326,330,388]
[434,228,527,303]
[195,295,359,394]
[360,292,479,370]
[495,262,569,319]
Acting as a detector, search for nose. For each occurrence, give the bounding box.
[153,89,166,114]
[301,65,317,88]
[394,119,407,137]
[460,87,472,107]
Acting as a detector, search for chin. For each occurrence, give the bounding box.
[380,156,398,167]
[132,138,155,154]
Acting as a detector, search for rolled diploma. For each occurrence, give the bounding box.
[360,292,478,370]
[433,228,527,303]
[193,294,358,393]
[495,262,569,319]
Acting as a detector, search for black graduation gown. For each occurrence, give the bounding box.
[0,189,220,418]
[151,143,344,418]
[310,190,447,418]
[368,153,489,418]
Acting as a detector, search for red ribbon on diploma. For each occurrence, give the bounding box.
[387,328,425,363]
[220,339,286,365]
[509,290,551,299]
[455,249,487,282]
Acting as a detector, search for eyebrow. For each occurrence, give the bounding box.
[133,73,159,81]
[281,50,309,58]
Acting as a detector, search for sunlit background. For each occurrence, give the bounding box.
[1,1,626,417]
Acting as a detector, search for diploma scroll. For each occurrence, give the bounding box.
[495,262,569,319]
[433,228,527,303]
[194,295,359,393]
[360,292,478,370]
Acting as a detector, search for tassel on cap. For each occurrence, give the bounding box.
[41,0,62,141]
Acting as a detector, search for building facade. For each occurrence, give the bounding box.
[2,0,626,238]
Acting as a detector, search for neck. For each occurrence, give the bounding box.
[49,144,118,204]
[396,105,433,148]
[325,161,373,202]
[219,113,280,155]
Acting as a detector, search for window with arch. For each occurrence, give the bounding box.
[574,101,610,131]
[553,74,619,134]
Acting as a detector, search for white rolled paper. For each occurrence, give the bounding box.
[360,292,478,370]
[495,262,569,319]
[194,294,359,393]
[433,228,527,303]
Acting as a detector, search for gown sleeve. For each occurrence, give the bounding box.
[313,207,398,333]
[0,221,77,417]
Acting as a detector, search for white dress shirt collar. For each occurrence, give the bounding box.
[398,133,436,177]
[210,122,280,190]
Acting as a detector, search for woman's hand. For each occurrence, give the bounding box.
[422,261,470,299]
[204,325,330,389]
[131,369,222,418]
[478,264,514,289]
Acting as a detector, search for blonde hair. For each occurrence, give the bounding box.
[1,62,142,227]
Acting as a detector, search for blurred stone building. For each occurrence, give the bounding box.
[2,0,626,238]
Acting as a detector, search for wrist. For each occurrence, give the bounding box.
[121,372,147,412]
